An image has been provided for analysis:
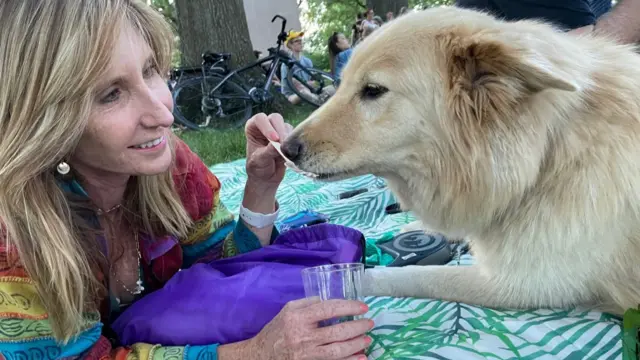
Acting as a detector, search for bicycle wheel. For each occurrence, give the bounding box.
[286,67,337,107]
[172,74,253,131]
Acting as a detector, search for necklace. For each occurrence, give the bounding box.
[110,232,145,305]
[96,204,122,216]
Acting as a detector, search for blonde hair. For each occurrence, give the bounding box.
[0,0,192,343]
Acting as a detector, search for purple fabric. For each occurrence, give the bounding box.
[140,234,179,261]
[112,224,365,346]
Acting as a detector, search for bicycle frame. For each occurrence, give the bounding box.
[204,13,311,102]
[194,14,332,106]
[207,51,329,101]
[208,53,282,97]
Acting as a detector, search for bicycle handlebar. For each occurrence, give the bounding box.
[271,15,287,35]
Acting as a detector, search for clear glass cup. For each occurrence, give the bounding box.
[301,263,365,327]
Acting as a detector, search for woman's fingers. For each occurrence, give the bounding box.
[285,122,294,137]
[313,335,372,359]
[268,113,289,142]
[250,145,280,163]
[315,318,374,345]
[284,296,322,310]
[336,356,368,360]
[246,113,279,142]
[303,299,369,324]
[246,112,294,143]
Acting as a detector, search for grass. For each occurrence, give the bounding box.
[177,104,315,166]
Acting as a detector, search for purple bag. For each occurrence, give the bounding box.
[112,224,365,346]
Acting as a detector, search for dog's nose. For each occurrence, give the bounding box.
[281,136,304,162]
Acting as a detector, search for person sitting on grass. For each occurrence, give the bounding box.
[328,32,354,83]
[279,30,320,105]
[0,1,372,359]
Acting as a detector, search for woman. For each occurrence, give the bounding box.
[361,9,379,39]
[0,1,372,359]
[328,32,354,82]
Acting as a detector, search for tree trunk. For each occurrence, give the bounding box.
[174,0,255,68]
[366,0,409,16]
[173,0,294,116]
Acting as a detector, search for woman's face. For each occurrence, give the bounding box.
[288,38,303,53]
[71,24,174,179]
[367,11,374,20]
[336,34,350,50]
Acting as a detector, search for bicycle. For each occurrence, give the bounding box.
[170,14,336,131]
[168,52,229,91]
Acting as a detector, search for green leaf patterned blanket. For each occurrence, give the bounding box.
[210,160,623,359]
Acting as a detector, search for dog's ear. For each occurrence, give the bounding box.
[446,36,577,124]
[449,37,577,94]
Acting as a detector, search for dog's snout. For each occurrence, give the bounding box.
[281,136,304,162]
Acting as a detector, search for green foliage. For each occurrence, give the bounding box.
[148,0,182,67]
[306,51,331,73]
[147,0,454,69]
[148,0,177,29]
[409,0,454,9]
[303,0,362,52]
[302,0,454,55]
[171,36,182,67]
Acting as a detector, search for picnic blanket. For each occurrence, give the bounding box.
[210,159,623,359]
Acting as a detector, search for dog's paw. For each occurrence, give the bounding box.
[400,220,426,233]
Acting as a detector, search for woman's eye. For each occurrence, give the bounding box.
[361,84,388,100]
[100,88,121,104]
[143,65,158,79]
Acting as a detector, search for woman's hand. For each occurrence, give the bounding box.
[231,297,374,360]
[241,113,293,243]
[244,112,293,189]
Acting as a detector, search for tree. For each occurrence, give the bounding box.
[148,0,177,30]
[366,0,408,15]
[160,0,292,115]
[410,0,454,9]
[304,0,364,53]
[173,0,255,68]
[303,0,452,56]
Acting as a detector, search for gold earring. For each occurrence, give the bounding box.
[56,162,70,175]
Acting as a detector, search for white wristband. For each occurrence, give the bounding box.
[239,203,279,229]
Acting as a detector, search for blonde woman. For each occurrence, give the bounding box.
[0,1,372,359]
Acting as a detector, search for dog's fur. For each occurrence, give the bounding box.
[281,7,640,314]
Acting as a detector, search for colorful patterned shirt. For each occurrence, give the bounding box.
[0,138,276,359]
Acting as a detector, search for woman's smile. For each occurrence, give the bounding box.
[130,135,167,151]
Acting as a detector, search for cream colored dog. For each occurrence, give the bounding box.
[280,7,640,314]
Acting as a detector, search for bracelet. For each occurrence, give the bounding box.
[239,202,279,229]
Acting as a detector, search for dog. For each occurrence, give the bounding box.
[280,7,640,315]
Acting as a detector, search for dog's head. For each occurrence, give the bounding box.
[282,7,581,228]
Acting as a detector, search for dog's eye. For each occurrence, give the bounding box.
[361,84,388,100]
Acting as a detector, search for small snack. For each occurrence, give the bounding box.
[270,141,319,178]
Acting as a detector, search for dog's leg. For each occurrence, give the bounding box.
[399,220,426,233]
[363,265,590,310]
